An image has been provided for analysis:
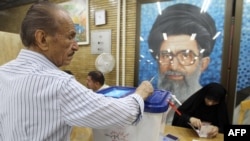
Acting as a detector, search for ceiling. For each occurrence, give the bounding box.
[0,0,37,10]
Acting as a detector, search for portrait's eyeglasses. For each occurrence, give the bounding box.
[157,50,200,66]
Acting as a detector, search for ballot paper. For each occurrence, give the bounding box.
[188,122,212,138]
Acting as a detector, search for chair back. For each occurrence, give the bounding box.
[238,99,250,124]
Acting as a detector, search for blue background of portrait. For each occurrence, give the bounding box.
[137,0,226,88]
[236,0,250,91]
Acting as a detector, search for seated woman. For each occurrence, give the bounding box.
[172,82,229,138]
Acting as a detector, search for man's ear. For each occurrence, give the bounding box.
[200,57,210,72]
[93,82,101,90]
[34,29,49,51]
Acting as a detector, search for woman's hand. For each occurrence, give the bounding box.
[189,117,202,129]
[189,117,219,138]
[207,125,219,138]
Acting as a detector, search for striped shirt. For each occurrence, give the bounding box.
[0,49,144,141]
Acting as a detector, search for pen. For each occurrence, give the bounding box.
[149,75,156,83]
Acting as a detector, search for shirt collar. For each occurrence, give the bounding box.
[16,49,58,70]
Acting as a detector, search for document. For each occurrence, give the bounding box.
[188,122,212,138]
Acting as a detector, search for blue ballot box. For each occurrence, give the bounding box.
[93,86,171,141]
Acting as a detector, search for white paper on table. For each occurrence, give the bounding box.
[188,122,212,138]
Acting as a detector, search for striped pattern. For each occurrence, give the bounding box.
[0,49,144,141]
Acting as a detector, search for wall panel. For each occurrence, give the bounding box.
[0,0,138,87]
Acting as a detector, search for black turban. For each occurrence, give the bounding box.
[148,3,217,59]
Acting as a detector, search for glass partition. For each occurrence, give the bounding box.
[232,0,250,124]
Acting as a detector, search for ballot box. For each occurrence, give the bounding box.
[93,86,170,141]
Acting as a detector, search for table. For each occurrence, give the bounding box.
[164,125,224,141]
[71,125,224,141]
[70,127,93,141]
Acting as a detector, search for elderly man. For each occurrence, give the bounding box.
[0,1,153,140]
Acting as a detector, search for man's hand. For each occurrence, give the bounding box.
[135,81,154,100]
